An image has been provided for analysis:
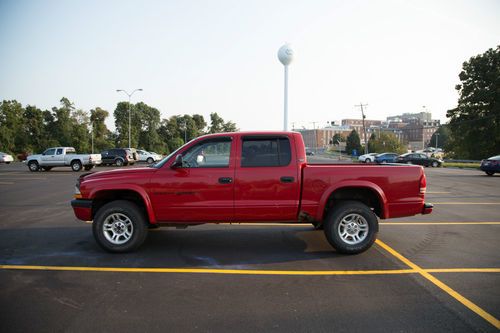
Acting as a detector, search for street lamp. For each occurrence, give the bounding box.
[278,43,294,131]
[435,132,440,149]
[116,88,143,148]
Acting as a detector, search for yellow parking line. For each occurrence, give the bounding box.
[0,265,416,276]
[425,268,500,273]
[375,239,500,329]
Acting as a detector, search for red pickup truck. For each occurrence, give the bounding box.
[72,131,432,254]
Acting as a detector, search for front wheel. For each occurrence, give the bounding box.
[92,200,148,252]
[28,161,39,172]
[323,201,378,254]
[146,157,154,164]
[431,161,438,167]
[115,158,124,167]
[486,171,494,176]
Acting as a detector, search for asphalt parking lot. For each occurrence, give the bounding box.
[0,162,499,332]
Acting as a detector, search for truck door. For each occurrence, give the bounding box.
[40,148,57,166]
[234,135,300,221]
[150,136,235,222]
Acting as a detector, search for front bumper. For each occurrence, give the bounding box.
[71,199,92,221]
[422,202,433,215]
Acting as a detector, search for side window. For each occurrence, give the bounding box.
[241,137,291,167]
[56,148,63,155]
[44,148,56,155]
[182,138,232,168]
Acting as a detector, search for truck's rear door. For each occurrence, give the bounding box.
[234,134,300,221]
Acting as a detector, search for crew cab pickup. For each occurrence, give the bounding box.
[27,147,102,172]
[72,132,432,254]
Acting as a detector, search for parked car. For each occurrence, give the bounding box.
[0,152,14,164]
[396,153,442,167]
[25,147,101,172]
[375,153,399,164]
[137,150,163,164]
[72,131,433,254]
[480,155,500,176]
[358,153,378,163]
[100,148,137,166]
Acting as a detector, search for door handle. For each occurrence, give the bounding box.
[280,176,294,183]
[218,177,233,184]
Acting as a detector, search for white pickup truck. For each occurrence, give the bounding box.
[26,147,102,172]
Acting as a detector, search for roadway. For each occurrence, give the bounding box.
[0,162,499,332]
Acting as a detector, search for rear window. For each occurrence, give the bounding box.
[241,137,291,167]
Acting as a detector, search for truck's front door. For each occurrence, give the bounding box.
[40,148,57,166]
[234,135,300,221]
[150,137,235,222]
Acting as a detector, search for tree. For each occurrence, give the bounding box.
[90,107,113,152]
[346,130,362,156]
[367,132,405,154]
[0,100,24,153]
[136,102,165,153]
[429,125,450,150]
[208,112,238,133]
[446,46,500,159]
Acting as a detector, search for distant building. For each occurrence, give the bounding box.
[297,126,352,151]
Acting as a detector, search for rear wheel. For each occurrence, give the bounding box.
[146,157,154,164]
[365,158,371,163]
[71,160,82,172]
[486,171,494,176]
[115,158,124,167]
[28,161,39,172]
[92,200,148,252]
[323,201,378,254]
[431,161,438,167]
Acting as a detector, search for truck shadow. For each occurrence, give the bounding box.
[0,226,394,270]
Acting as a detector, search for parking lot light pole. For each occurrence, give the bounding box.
[435,133,440,149]
[116,89,143,148]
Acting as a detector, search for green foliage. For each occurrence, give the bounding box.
[346,130,362,155]
[367,132,405,154]
[1,98,238,157]
[446,46,500,159]
[430,125,450,149]
[208,112,238,133]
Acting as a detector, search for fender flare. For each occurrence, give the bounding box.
[89,184,157,224]
[316,180,388,221]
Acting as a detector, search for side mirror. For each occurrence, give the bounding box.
[171,154,184,168]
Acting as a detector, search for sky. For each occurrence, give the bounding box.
[1,0,499,132]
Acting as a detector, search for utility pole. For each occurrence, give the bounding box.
[435,132,440,149]
[354,103,368,154]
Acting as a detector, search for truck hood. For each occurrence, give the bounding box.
[27,154,41,160]
[82,167,156,181]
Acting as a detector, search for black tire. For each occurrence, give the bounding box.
[146,157,154,164]
[28,161,39,172]
[92,200,148,253]
[486,171,494,176]
[431,161,438,168]
[115,158,124,167]
[323,201,378,254]
[71,160,82,172]
[84,165,93,171]
[42,166,53,171]
[365,158,370,163]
